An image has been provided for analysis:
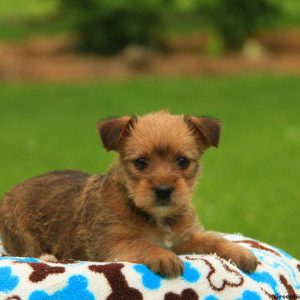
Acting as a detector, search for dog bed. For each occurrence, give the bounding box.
[0,234,299,300]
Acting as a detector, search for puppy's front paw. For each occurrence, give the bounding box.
[145,251,184,278]
[224,244,258,273]
[38,253,58,263]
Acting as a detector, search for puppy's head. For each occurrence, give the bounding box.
[97,111,221,218]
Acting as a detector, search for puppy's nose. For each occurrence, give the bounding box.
[155,185,173,205]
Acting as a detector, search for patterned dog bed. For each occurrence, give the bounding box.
[0,234,299,300]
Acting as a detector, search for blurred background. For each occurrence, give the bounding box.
[0,0,299,257]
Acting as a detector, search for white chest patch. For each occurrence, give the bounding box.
[163,239,173,249]
[156,220,174,249]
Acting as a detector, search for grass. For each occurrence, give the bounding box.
[0,74,299,258]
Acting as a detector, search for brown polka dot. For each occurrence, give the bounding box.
[280,274,297,298]
[235,240,281,257]
[5,296,21,300]
[89,263,143,300]
[164,288,199,300]
[27,262,65,282]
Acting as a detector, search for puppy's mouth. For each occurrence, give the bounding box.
[155,197,172,207]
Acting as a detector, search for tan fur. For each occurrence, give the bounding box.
[0,111,258,277]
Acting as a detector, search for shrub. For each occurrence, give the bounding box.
[59,0,166,55]
[197,0,280,52]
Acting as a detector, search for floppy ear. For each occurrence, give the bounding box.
[97,115,137,151]
[184,116,221,149]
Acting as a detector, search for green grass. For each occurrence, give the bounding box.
[0,74,299,258]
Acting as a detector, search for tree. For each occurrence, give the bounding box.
[197,0,280,51]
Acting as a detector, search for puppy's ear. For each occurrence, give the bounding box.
[184,116,221,149]
[97,115,137,151]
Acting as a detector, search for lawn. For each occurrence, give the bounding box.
[0,74,299,258]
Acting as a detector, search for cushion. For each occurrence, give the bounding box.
[0,234,299,300]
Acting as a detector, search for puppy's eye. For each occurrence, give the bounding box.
[176,157,190,169]
[134,158,148,170]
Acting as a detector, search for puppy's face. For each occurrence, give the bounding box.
[98,112,221,218]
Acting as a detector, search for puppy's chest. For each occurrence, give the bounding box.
[153,221,178,250]
[160,236,173,249]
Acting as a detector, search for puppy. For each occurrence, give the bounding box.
[0,111,258,277]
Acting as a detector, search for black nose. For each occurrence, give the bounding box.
[155,185,173,205]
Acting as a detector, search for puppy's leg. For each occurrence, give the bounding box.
[174,231,258,273]
[20,231,45,258]
[102,238,184,278]
[0,223,24,256]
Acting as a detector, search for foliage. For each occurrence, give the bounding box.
[197,0,280,51]
[59,0,167,55]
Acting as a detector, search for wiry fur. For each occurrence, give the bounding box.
[0,111,258,277]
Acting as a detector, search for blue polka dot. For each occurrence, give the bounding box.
[247,271,279,295]
[182,261,201,283]
[205,295,220,300]
[134,260,201,290]
[29,275,95,300]
[0,266,19,293]
[0,256,39,263]
[237,290,262,300]
[133,264,163,290]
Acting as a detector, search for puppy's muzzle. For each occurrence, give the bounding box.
[154,185,173,206]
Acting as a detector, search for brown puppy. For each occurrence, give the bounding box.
[0,111,258,277]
